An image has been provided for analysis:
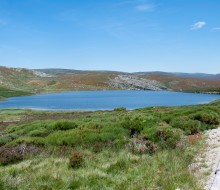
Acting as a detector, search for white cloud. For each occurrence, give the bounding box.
[136,4,154,12]
[191,21,206,30]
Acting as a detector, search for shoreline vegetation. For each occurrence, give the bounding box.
[0,87,33,101]
[0,101,219,189]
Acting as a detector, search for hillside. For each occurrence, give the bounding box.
[0,66,220,98]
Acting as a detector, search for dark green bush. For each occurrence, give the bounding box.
[28,129,51,137]
[69,151,84,168]
[82,122,102,129]
[0,134,19,146]
[114,107,126,111]
[54,121,78,131]
[143,126,185,149]
[120,116,145,135]
[171,117,201,135]
[0,137,11,146]
[192,112,219,125]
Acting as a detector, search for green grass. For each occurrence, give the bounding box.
[0,100,219,189]
[0,87,33,99]
[0,148,202,190]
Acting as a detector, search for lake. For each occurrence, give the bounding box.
[0,90,219,110]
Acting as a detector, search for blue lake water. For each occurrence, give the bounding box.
[0,90,219,110]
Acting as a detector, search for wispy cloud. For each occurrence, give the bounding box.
[135,3,155,12]
[191,21,206,30]
[115,0,155,12]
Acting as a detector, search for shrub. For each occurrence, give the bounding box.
[0,136,11,146]
[162,116,172,124]
[171,117,201,135]
[28,129,51,137]
[192,112,219,125]
[114,107,126,111]
[120,116,144,136]
[54,121,78,131]
[143,126,185,149]
[69,151,84,168]
[0,134,19,146]
[82,122,102,129]
[0,144,39,165]
[128,135,160,154]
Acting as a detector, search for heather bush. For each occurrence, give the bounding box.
[143,126,185,149]
[192,112,219,125]
[28,128,50,137]
[0,147,24,165]
[171,117,201,135]
[128,135,160,154]
[54,120,78,131]
[0,144,38,165]
[114,107,126,111]
[69,151,84,168]
[120,115,149,136]
[0,136,11,146]
[82,122,102,129]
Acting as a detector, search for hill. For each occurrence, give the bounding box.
[135,71,220,80]
[0,66,220,98]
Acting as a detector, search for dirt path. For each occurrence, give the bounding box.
[192,128,220,189]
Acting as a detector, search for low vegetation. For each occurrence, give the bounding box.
[0,100,219,189]
[0,87,33,99]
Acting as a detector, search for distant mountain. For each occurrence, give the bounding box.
[134,71,220,80]
[35,69,125,75]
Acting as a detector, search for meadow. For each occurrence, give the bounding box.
[0,100,219,190]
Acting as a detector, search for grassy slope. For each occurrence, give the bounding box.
[0,101,219,189]
[0,87,33,99]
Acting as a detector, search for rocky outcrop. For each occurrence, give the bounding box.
[108,75,168,91]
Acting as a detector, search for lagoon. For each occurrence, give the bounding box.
[0,90,219,110]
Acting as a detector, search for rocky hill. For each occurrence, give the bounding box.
[0,66,220,98]
[108,75,168,90]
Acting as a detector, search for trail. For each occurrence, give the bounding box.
[192,128,220,190]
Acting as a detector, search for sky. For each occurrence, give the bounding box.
[0,0,220,74]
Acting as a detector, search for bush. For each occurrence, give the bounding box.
[0,134,19,146]
[82,122,102,130]
[192,112,219,125]
[69,151,84,168]
[171,117,201,135]
[0,136,11,146]
[143,126,185,149]
[114,107,126,111]
[120,116,144,136]
[128,135,160,154]
[54,121,78,131]
[28,129,51,137]
[0,144,39,165]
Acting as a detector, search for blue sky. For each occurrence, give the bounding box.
[0,0,220,73]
